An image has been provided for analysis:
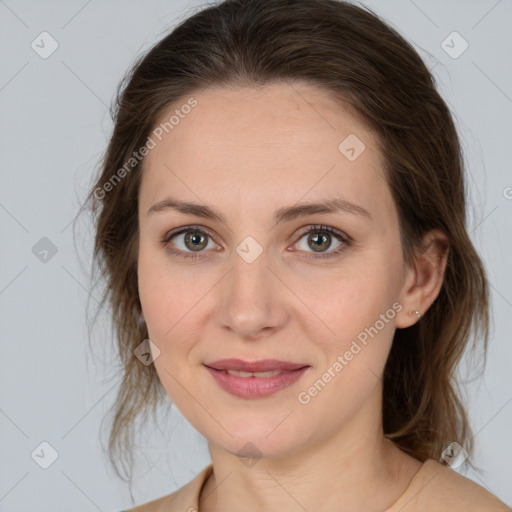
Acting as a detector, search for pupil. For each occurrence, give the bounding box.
[310,233,329,252]
[188,231,206,251]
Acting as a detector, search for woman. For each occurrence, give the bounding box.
[86,0,510,510]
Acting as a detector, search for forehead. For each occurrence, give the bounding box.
[140,82,391,222]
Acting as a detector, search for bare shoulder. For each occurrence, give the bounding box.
[405,459,511,512]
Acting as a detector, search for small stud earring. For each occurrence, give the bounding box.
[409,309,422,322]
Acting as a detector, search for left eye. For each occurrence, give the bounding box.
[161,224,351,260]
[293,225,350,259]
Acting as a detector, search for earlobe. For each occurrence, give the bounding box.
[395,229,449,329]
[410,309,422,322]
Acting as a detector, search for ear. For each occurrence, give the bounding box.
[395,229,450,329]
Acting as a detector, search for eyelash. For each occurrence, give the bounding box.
[160,224,352,261]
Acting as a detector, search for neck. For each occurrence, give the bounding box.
[198,389,422,512]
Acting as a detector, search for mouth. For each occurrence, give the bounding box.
[204,358,309,372]
[216,369,286,378]
[203,359,310,398]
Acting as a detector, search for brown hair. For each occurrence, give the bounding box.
[84,0,489,482]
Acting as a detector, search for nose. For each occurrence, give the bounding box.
[217,246,289,340]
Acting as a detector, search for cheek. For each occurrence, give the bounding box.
[138,242,192,331]
[297,277,398,420]
[302,261,396,325]
[137,251,168,332]
[137,248,214,383]
[138,254,185,360]
[303,256,400,368]
[137,254,196,401]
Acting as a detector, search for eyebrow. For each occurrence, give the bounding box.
[147,196,372,224]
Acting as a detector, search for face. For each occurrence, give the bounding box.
[137,82,407,460]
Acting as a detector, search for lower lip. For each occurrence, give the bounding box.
[205,366,310,398]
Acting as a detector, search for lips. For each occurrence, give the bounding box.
[204,358,308,372]
[204,359,311,398]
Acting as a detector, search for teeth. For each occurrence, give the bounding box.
[226,369,282,377]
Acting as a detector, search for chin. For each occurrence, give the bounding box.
[205,419,312,462]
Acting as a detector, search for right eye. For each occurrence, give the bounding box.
[161,226,219,260]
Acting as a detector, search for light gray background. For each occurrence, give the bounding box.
[1,0,511,510]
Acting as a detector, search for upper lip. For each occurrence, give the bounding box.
[204,358,309,372]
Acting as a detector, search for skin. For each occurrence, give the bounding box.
[137,81,449,512]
